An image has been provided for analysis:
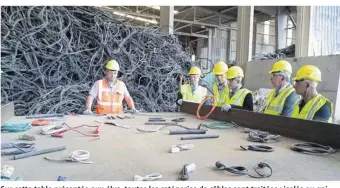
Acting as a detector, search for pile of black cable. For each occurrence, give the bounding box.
[1,6,192,116]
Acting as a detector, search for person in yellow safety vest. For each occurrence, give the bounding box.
[264,60,299,117]
[221,66,254,112]
[176,66,208,105]
[83,60,139,115]
[212,61,229,107]
[291,65,333,123]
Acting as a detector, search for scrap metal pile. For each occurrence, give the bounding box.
[252,44,295,60]
[252,88,272,113]
[1,6,192,116]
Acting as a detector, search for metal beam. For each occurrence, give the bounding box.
[220,6,237,14]
[176,6,193,15]
[101,7,236,30]
[175,32,209,38]
[254,6,277,16]
[180,102,340,148]
[195,7,236,19]
[285,7,297,28]
[175,14,218,31]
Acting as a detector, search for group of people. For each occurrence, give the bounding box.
[83,59,333,123]
[176,60,333,123]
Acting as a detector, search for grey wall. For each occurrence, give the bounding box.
[310,6,340,56]
[244,55,340,121]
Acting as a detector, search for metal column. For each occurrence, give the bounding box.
[252,20,257,56]
[236,6,254,72]
[226,29,231,62]
[160,6,174,34]
[208,28,213,63]
[275,6,288,50]
[295,6,312,57]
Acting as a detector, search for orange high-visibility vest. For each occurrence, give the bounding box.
[96,79,124,114]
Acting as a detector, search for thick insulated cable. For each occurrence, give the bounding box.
[291,142,337,155]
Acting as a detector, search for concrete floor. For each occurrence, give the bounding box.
[2,112,340,181]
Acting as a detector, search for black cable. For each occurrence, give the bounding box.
[291,142,337,155]
[248,162,273,178]
[215,161,272,178]
[248,131,281,143]
[215,161,248,175]
[240,145,274,152]
[172,118,185,122]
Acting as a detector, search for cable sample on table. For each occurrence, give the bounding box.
[291,142,337,155]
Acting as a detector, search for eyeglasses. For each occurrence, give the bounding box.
[105,69,118,74]
[271,73,283,77]
[295,79,305,83]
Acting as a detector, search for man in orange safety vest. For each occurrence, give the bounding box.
[83,60,138,115]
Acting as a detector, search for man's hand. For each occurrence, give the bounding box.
[83,109,93,115]
[221,104,232,112]
[177,99,183,106]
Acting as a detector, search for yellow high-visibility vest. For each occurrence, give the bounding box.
[225,88,251,107]
[212,83,229,107]
[264,85,295,115]
[291,94,333,123]
[180,84,207,103]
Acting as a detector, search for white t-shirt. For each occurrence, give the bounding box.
[89,79,130,98]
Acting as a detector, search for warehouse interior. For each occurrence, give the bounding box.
[1,6,340,181]
[100,6,340,121]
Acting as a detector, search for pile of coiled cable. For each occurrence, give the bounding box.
[1,6,192,116]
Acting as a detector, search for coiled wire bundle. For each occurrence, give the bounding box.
[291,142,337,155]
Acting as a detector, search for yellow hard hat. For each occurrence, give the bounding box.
[226,66,244,79]
[105,60,120,71]
[293,65,322,82]
[269,60,292,74]
[188,66,201,75]
[212,61,228,75]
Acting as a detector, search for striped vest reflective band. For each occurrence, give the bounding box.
[96,79,124,114]
[225,88,251,107]
[291,94,333,123]
[180,84,207,103]
[263,85,295,115]
[212,83,229,107]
